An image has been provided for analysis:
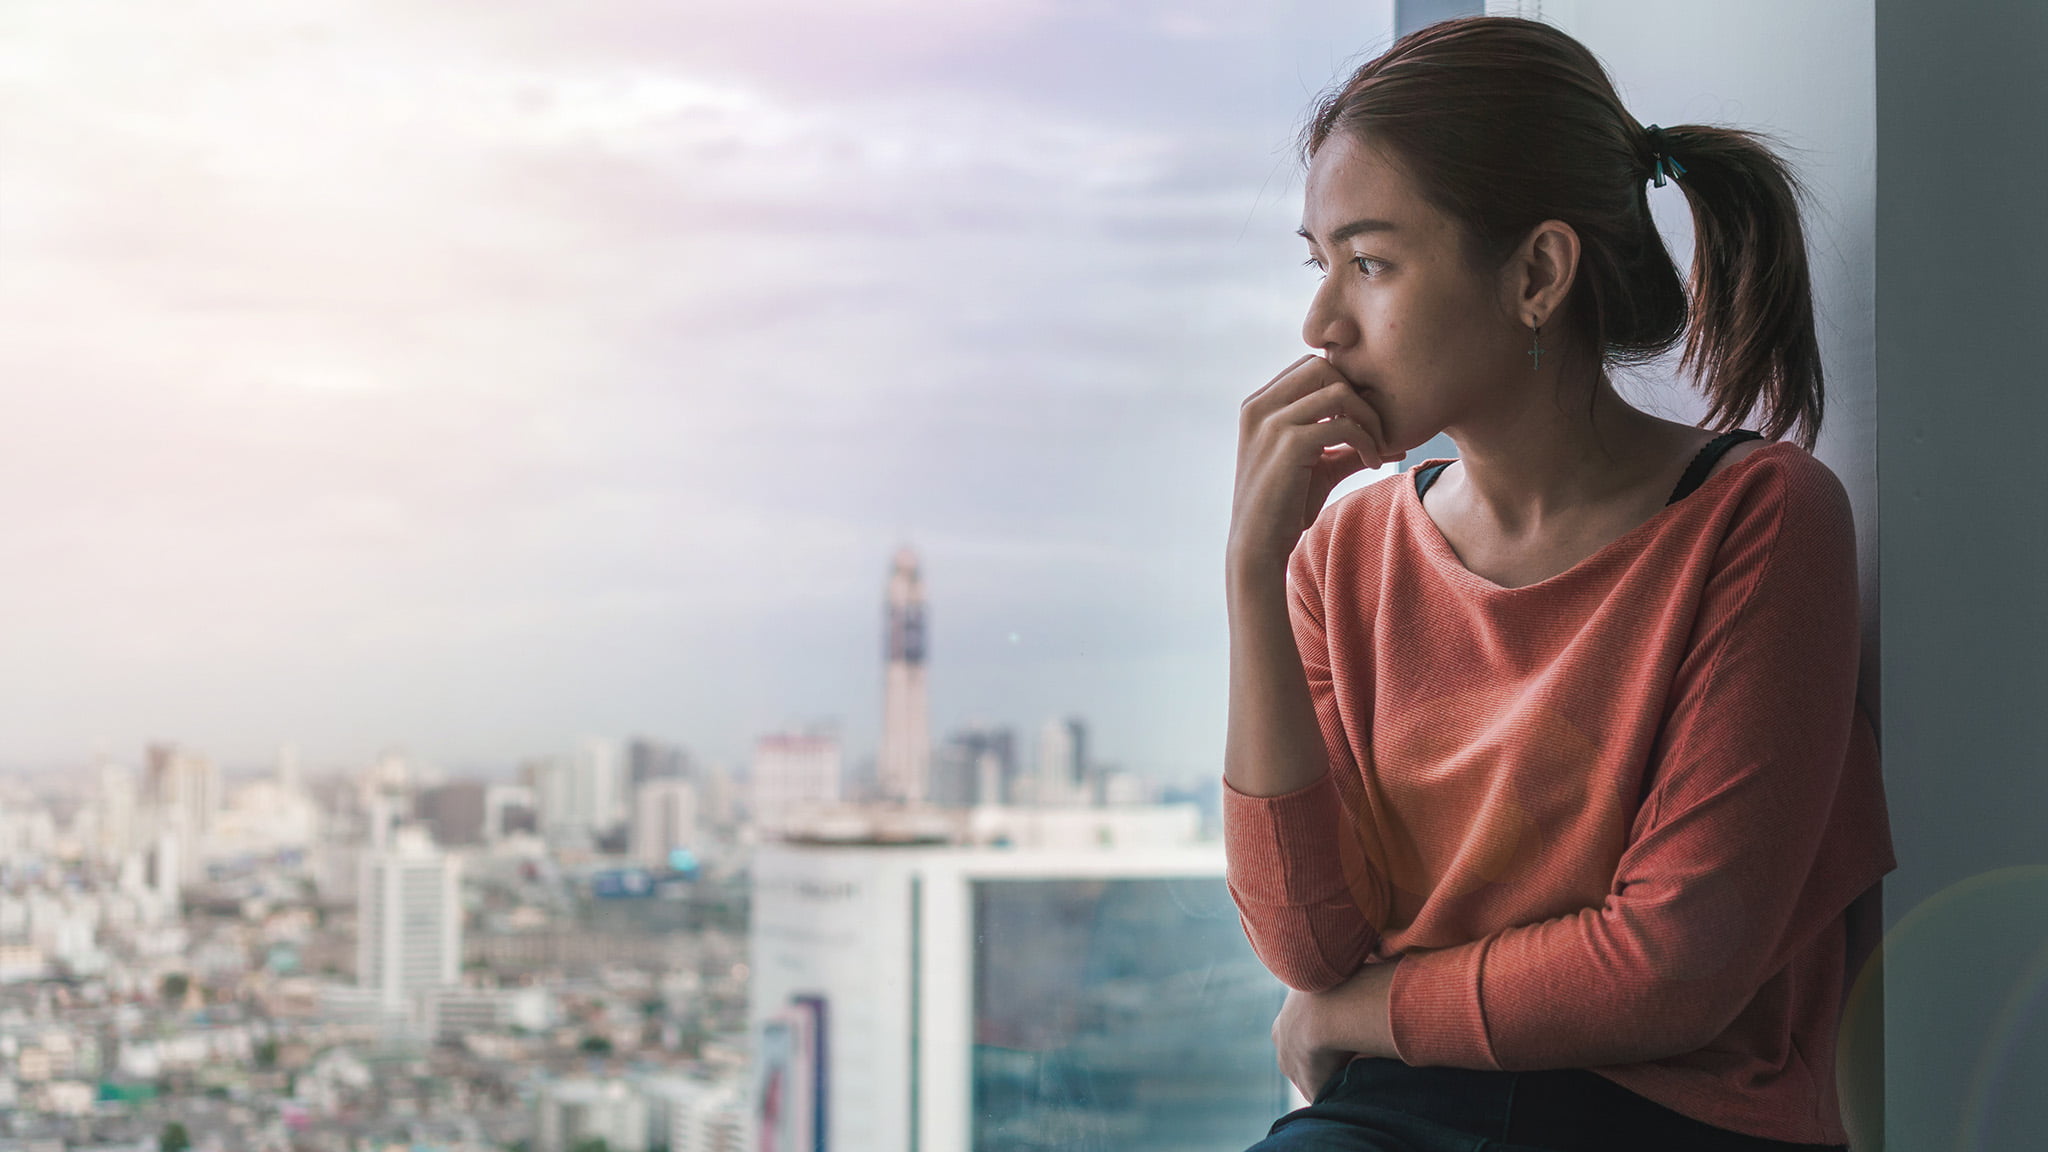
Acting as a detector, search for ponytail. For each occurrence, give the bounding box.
[1662,126,1825,452]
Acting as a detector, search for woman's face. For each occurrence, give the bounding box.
[1298,131,1525,456]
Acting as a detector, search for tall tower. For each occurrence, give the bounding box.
[879,546,931,804]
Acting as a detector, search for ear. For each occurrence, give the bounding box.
[1502,219,1581,328]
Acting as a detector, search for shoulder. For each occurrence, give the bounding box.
[1290,467,1417,590]
[1701,440,1860,589]
[1721,440,1855,525]
[1313,467,1420,543]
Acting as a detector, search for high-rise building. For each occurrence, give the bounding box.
[142,743,220,884]
[750,840,1287,1151]
[628,737,691,787]
[142,743,219,838]
[750,733,842,838]
[416,781,488,847]
[932,726,1017,809]
[356,827,462,1017]
[528,738,628,847]
[484,783,538,842]
[632,778,700,868]
[1031,717,1089,807]
[878,546,931,804]
[577,737,628,839]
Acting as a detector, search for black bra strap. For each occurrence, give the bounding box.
[1666,429,1766,505]
[1415,430,1765,506]
[1413,460,1454,498]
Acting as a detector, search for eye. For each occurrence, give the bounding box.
[1302,256,1327,277]
[1352,255,1385,276]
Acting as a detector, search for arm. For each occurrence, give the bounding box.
[1382,464,1868,1069]
[1222,522,1392,992]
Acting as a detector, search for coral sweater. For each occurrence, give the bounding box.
[1222,441,1897,1146]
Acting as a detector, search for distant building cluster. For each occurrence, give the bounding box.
[0,543,1256,1152]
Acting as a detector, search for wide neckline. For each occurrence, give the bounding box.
[1400,439,1795,595]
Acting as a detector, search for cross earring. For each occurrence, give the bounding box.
[1528,322,1542,371]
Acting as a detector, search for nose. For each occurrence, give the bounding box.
[1301,275,1356,353]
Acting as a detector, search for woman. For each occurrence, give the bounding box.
[1223,16,1894,1152]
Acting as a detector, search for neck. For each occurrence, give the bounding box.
[1438,372,1682,538]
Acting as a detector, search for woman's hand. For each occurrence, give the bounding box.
[1272,960,1405,1101]
[1273,987,1355,1103]
[1229,354,1403,578]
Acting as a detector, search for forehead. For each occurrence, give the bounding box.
[1300,132,1443,242]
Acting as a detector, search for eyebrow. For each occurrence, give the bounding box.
[1297,218,1402,246]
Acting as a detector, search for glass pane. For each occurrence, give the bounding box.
[973,877,1290,1151]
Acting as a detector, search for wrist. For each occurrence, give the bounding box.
[1312,960,1403,1060]
[1224,525,1292,575]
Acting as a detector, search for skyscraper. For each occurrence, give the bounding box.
[1033,716,1089,808]
[357,827,462,1017]
[143,743,219,884]
[879,546,931,805]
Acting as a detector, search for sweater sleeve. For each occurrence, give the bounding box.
[1222,510,1391,993]
[1387,463,1867,1070]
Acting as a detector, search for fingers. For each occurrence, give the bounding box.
[1278,381,1399,468]
[1243,360,1399,468]
[1277,377,1386,443]
[1240,354,1339,423]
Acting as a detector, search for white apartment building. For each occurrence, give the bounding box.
[749,835,1290,1152]
[356,828,461,1017]
[537,1079,648,1152]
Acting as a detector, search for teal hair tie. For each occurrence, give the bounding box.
[1645,124,1687,187]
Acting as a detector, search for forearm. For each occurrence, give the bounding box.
[1221,551,1389,992]
[1223,562,1330,799]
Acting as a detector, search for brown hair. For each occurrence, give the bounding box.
[1301,16,1824,451]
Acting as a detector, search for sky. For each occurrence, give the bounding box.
[0,0,1403,781]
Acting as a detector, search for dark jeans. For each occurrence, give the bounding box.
[1244,1057,1851,1152]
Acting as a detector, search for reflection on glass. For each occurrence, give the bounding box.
[972,877,1289,1151]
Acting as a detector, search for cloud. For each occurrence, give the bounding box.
[0,0,1366,773]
